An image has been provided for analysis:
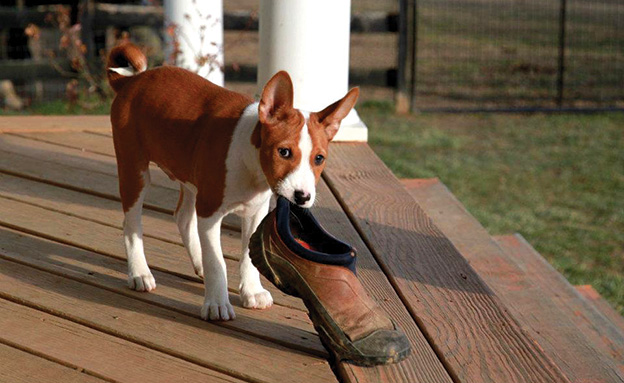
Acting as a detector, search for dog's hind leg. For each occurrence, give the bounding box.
[119,164,155,292]
[174,185,204,278]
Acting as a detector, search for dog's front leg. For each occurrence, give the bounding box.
[239,201,273,310]
[197,214,235,321]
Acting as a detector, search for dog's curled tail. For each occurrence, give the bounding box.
[107,43,147,93]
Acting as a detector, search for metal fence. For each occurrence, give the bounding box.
[1,1,622,112]
[398,0,624,112]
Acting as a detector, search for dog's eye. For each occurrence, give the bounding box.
[278,148,292,159]
[314,154,325,166]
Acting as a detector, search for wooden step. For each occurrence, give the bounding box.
[0,257,334,383]
[1,126,455,383]
[401,177,624,382]
[324,145,570,383]
[0,299,244,383]
[0,341,107,383]
[575,285,624,333]
[495,234,624,369]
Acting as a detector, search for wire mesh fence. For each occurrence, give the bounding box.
[1,1,622,112]
[401,0,624,111]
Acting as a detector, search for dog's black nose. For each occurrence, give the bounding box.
[294,190,311,205]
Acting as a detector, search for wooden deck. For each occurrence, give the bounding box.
[0,116,622,383]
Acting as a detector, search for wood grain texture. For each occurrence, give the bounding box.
[323,143,569,383]
[0,173,304,311]
[14,130,117,157]
[0,171,183,245]
[404,178,624,382]
[0,225,322,356]
[576,285,624,333]
[1,132,178,190]
[0,130,241,230]
[0,115,110,133]
[313,181,453,383]
[0,258,335,383]
[0,300,244,383]
[495,234,624,370]
[0,141,177,213]
[0,192,307,316]
[0,342,107,383]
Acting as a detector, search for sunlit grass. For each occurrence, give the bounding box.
[362,101,624,314]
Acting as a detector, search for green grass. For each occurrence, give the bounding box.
[361,100,624,315]
[414,0,624,105]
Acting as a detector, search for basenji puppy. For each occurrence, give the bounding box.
[107,43,359,321]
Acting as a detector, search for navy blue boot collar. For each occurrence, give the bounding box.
[275,196,357,274]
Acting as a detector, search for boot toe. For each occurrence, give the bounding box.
[351,326,411,365]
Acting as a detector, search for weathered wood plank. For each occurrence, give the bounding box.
[0,191,305,313]
[0,300,245,383]
[495,234,624,369]
[0,116,110,133]
[0,342,107,383]
[404,178,624,382]
[0,225,322,356]
[0,171,179,243]
[323,143,568,383]
[0,258,335,383]
[0,126,242,230]
[312,181,453,383]
[576,285,624,333]
[0,172,305,311]
[14,131,117,157]
[1,132,176,190]
[0,143,177,213]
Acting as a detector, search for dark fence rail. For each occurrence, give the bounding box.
[0,4,397,33]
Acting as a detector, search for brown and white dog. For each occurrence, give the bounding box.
[107,43,359,321]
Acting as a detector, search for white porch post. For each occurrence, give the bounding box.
[258,0,368,142]
[164,0,224,86]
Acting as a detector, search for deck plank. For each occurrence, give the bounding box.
[13,130,117,157]
[0,225,322,356]
[3,130,455,381]
[312,181,453,383]
[0,342,107,383]
[0,195,317,348]
[0,143,177,213]
[0,300,244,383]
[0,115,110,133]
[495,234,624,369]
[576,285,624,333]
[0,257,336,383]
[404,178,624,382]
[0,172,304,311]
[1,132,178,190]
[0,130,241,230]
[323,143,569,383]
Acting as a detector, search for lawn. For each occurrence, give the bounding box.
[360,101,624,314]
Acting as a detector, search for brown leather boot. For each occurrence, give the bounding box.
[249,197,410,366]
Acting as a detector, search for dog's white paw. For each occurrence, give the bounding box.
[241,287,273,310]
[201,300,236,321]
[128,273,156,292]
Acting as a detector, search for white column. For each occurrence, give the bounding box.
[164,0,224,86]
[258,0,367,142]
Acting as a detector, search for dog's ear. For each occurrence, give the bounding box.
[313,87,359,141]
[258,71,294,125]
